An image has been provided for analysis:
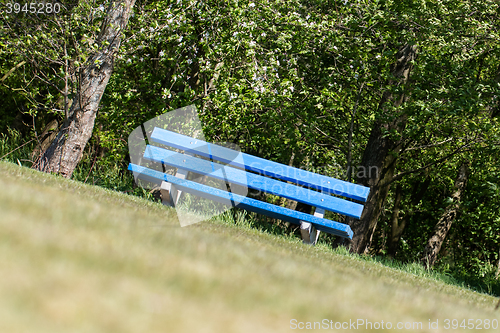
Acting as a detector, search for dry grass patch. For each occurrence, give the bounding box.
[0,161,499,332]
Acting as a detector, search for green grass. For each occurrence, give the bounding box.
[1,160,499,333]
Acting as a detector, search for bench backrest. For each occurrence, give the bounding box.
[150,128,369,202]
[143,145,364,219]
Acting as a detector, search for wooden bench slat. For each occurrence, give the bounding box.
[128,163,353,238]
[144,145,364,219]
[150,128,369,202]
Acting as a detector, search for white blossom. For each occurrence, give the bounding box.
[159,50,165,57]
[249,2,255,7]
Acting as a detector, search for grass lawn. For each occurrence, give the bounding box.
[0,161,499,332]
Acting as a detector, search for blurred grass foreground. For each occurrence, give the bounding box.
[0,160,499,333]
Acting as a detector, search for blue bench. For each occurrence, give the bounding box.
[128,128,370,244]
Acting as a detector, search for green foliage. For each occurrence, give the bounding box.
[1,0,104,130]
[2,0,500,287]
[0,128,36,166]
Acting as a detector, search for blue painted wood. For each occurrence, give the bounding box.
[143,145,364,219]
[150,128,370,202]
[128,163,353,238]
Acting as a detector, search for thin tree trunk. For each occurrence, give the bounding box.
[387,184,404,256]
[344,43,417,254]
[495,249,500,279]
[421,162,470,269]
[34,0,136,177]
[387,175,431,257]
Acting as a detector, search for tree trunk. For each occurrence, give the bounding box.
[344,43,417,254]
[34,0,136,178]
[387,175,431,257]
[421,162,470,269]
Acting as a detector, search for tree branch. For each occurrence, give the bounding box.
[385,140,475,186]
[406,138,454,151]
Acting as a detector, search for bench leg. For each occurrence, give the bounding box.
[160,169,189,207]
[300,207,324,245]
[160,181,175,206]
[171,167,190,205]
[159,152,194,207]
[300,222,315,244]
[160,167,190,207]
